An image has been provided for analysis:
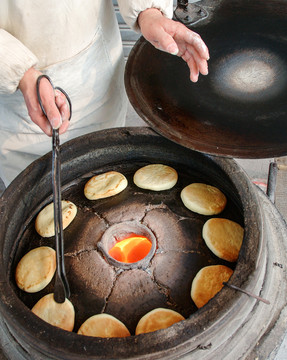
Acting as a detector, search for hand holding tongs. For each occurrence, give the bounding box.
[36,75,72,303]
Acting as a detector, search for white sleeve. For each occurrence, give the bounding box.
[117,0,174,32]
[0,29,38,94]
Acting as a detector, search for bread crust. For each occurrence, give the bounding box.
[191,265,233,308]
[35,200,77,237]
[77,314,130,338]
[32,293,75,331]
[135,308,184,335]
[181,183,227,215]
[15,246,56,293]
[84,171,128,200]
[203,218,244,262]
[133,164,178,191]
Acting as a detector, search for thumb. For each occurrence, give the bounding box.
[46,104,62,129]
[155,29,179,55]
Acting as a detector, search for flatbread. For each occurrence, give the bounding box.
[181,183,227,215]
[191,265,233,308]
[133,164,178,191]
[32,293,75,331]
[77,313,130,338]
[84,171,128,200]
[15,246,56,293]
[35,200,77,237]
[135,308,185,335]
[203,218,244,262]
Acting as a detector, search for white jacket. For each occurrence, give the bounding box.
[0,0,173,185]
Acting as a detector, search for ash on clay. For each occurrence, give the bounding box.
[12,166,241,335]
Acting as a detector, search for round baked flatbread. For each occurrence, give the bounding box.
[133,164,178,191]
[77,314,130,338]
[181,183,227,215]
[191,265,233,308]
[203,218,244,262]
[32,293,75,331]
[135,308,185,335]
[35,200,77,237]
[84,171,128,200]
[15,246,56,293]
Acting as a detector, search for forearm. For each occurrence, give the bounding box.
[117,0,173,32]
[0,29,38,94]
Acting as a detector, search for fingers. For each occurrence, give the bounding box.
[184,45,209,81]
[19,68,52,135]
[30,112,54,136]
[139,11,210,82]
[55,90,70,122]
[59,119,70,135]
[38,84,71,133]
[182,53,199,82]
[172,26,209,81]
[149,27,208,82]
[162,23,210,63]
[31,92,67,136]
[184,30,210,61]
[38,80,62,130]
[54,90,71,134]
[150,26,179,55]
[186,45,208,75]
[19,68,70,135]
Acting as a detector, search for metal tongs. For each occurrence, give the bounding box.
[36,75,72,303]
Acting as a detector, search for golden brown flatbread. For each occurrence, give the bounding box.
[15,246,56,293]
[181,183,227,215]
[84,171,128,200]
[133,164,178,191]
[191,265,233,308]
[77,314,130,338]
[35,200,77,237]
[135,308,185,335]
[202,218,244,262]
[32,293,75,331]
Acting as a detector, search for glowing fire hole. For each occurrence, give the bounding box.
[109,234,152,263]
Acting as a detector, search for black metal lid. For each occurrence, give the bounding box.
[124,0,287,159]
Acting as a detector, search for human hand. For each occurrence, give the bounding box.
[138,8,209,82]
[19,68,70,136]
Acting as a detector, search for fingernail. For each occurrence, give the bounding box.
[61,104,68,119]
[191,73,199,82]
[50,117,62,130]
[167,44,179,55]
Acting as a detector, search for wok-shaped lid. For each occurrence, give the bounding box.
[124,0,287,158]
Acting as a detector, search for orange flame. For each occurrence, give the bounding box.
[109,234,152,263]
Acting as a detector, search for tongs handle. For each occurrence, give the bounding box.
[36,75,71,303]
[52,129,70,303]
[36,74,72,121]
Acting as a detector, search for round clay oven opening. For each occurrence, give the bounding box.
[98,221,156,269]
[2,128,285,360]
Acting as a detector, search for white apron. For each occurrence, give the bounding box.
[0,0,173,186]
[0,5,127,185]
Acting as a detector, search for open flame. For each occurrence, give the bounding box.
[109,234,152,263]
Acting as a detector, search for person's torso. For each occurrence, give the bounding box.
[0,0,117,68]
